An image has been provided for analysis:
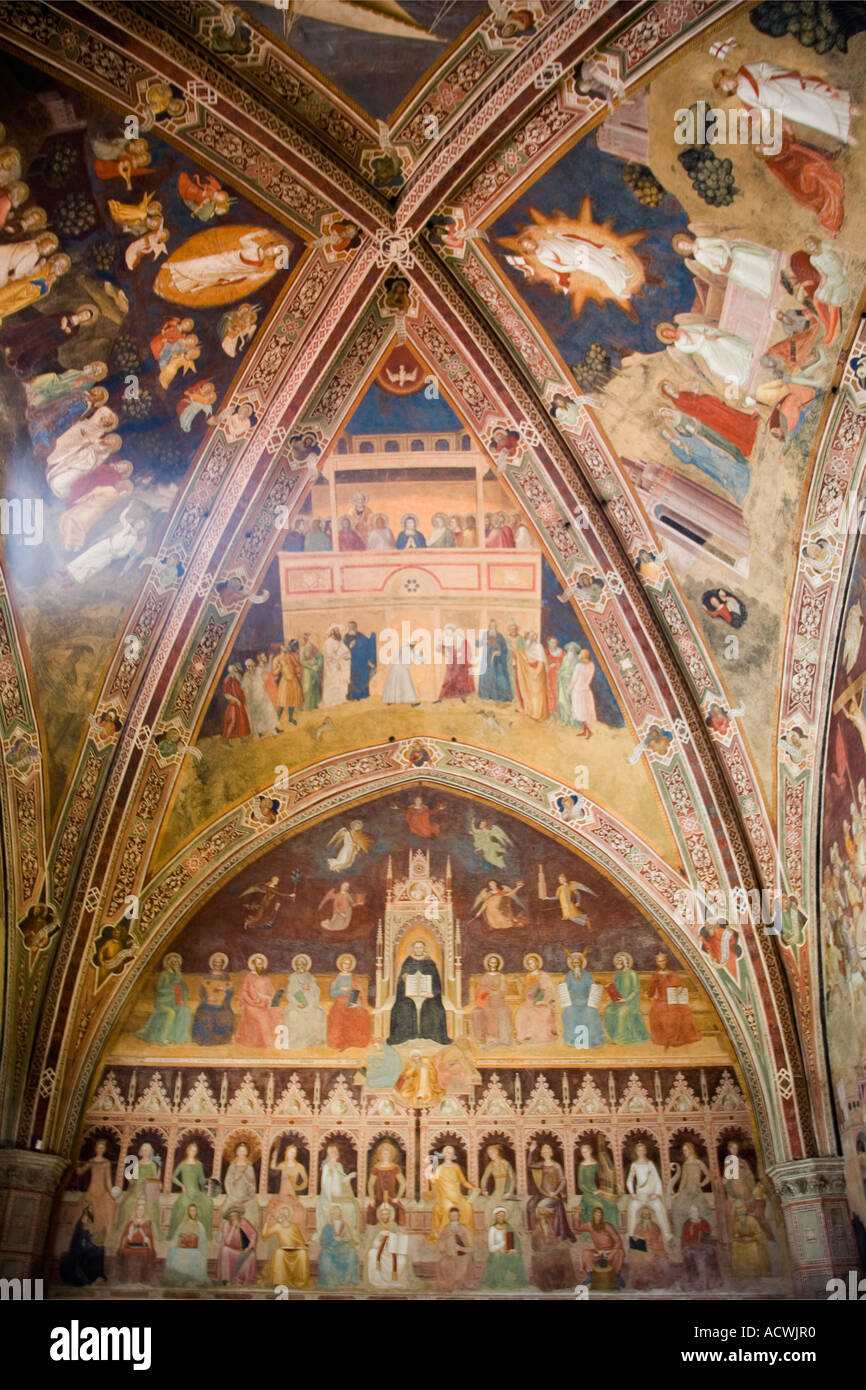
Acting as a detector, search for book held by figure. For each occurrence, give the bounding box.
[666,986,689,1005]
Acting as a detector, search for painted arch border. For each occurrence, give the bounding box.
[65,742,780,1165]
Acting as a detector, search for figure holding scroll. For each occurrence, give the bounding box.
[387,939,450,1045]
[559,950,605,1048]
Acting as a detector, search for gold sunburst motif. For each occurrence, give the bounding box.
[499,196,647,320]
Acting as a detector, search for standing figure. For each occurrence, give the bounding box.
[483,1208,526,1289]
[428,1145,475,1241]
[343,622,377,700]
[168,1141,213,1238]
[216,1206,258,1285]
[514,952,557,1043]
[437,625,475,700]
[603,951,649,1044]
[387,939,450,1044]
[471,953,514,1046]
[75,1139,116,1238]
[299,633,323,710]
[136,953,191,1046]
[241,657,279,737]
[568,648,597,737]
[526,1142,575,1243]
[235,953,280,1048]
[321,625,351,705]
[513,632,548,720]
[560,951,605,1048]
[221,663,251,741]
[365,1140,407,1226]
[327,953,371,1049]
[647,952,701,1047]
[273,640,303,727]
[478,620,512,701]
[282,954,327,1048]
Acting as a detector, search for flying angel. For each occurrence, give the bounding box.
[326,819,373,873]
[469,817,514,869]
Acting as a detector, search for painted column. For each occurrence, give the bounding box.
[766,1157,858,1299]
[0,1149,68,1281]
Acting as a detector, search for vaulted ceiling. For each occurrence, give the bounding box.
[1,0,864,1183]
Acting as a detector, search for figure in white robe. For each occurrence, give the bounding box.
[241,659,278,736]
[366,1205,410,1287]
[568,651,597,729]
[721,62,857,145]
[46,407,119,472]
[667,321,753,389]
[0,237,50,288]
[47,435,122,500]
[316,1148,358,1236]
[535,233,630,298]
[382,639,421,705]
[64,509,148,584]
[624,1148,672,1247]
[282,963,327,1048]
[165,230,280,295]
[685,236,775,298]
[321,630,351,706]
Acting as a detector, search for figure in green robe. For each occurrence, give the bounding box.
[168,1143,213,1237]
[116,1141,163,1230]
[603,952,649,1044]
[300,636,323,710]
[135,954,191,1045]
[483,1209,527,1289]
[557,642,580,726]
[576,1142,619,1227]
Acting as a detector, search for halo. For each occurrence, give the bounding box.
[163,952,182,971]
[523,952,542,971]
[483,952,504,972]
[401,513,418,529]
[567,950,587,970]
[336,953,357,972]
[291,953,312,973]
[209,951,229,972]
[247,952,268,971]
[614,950,633,969]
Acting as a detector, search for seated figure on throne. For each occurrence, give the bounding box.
[387,939,451,1045]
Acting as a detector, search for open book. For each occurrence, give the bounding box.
[666,986,689,1005]
[588,982,604,1010]
[406,973,433,1000]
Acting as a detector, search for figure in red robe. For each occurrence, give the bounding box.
[437,628,475,699]
[545,638,564,713]
[221,665,251,739]
[235,955,280,1047]
[648,952,701,1047]
[327,958,371,1049]
[402,795,443,838]
[757,128,844,235]
[658,380,758,458]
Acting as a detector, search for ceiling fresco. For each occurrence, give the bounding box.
[0,0,864,1307]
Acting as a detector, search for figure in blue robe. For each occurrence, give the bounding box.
[344,627,377,700]
[561,961,605,1048]
[478,624,512,701]
[662,427,750,505]
[317,1215,359,1287]
[28,392,91,456]
[357,1039,402,1090]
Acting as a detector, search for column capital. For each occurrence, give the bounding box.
[766,1156,847,1202]
[0,1148,69,1195]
